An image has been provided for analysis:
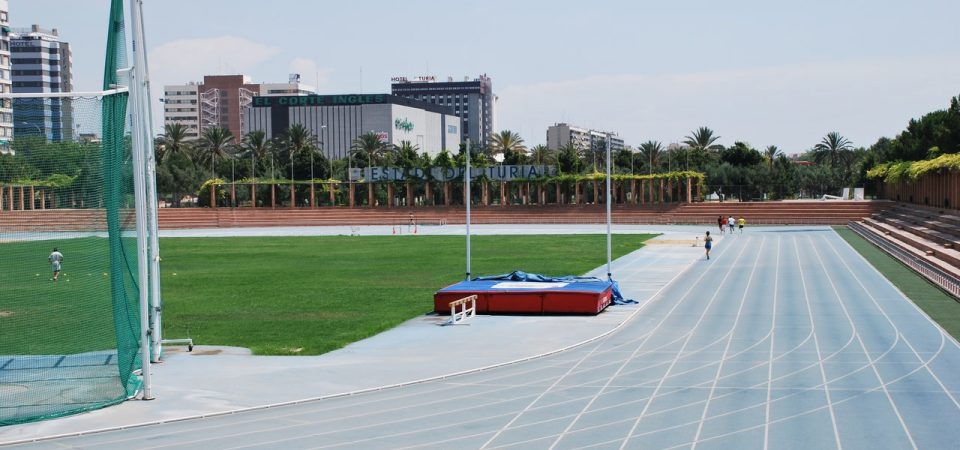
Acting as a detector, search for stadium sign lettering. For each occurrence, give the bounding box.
[252,94,387,107]
[349,165,556,182]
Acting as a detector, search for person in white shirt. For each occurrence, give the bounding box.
[727,216,735,234]
[48,248,64,281]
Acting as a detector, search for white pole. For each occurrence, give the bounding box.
[128,0,153,399]
[605,137,612,280]
[465,140,471,280]
[132,0,163,363]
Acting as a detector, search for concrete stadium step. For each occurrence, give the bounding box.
[861,218,960,270]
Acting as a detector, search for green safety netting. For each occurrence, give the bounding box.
[0,0,144,426]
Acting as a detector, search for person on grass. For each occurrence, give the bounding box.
[48,248,64,281]
[704,231,713,260]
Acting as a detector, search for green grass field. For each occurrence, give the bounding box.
[0,237,142,355]
[835,226,960,339]
[157,234,654,355]
[1,234,653,356]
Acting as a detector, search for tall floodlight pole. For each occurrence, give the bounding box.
[605,137,612,280]
[128,0,154,399]
[465,140,472,280]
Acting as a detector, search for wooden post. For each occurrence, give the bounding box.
[387,183,394,208]
[310,182,316,208]
[696,179,701,202]
[230,183,236,208]
[251,183,257,208]
[271,184,276,208]
[210,184,216,209]
[329,182,336,206]
[367,182,374,207]
[19,186,25,210]
[405,181,413,207]
[424,181,431,206]
[443,181,450,206]
[686,177,692,203]
[500,181,506,206]
[290,183,296,209]
[40,189,45,209]
[574,182,580,205]
[348,182,356,207]
[29,186,35,210]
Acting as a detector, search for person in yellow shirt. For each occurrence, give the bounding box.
[737,217,746,234]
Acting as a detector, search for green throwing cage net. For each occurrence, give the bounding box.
[0,0,144,426]
[0,92,142,426]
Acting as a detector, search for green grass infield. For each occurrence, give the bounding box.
[159,234,654,355]
[834,226,960,340]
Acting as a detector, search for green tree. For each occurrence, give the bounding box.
[529,144,555,167]
[490,130,526,165]
[157,123,193,165]
[812,131,854,184]
[351,131,392,168]
[764,145,782,170]
[721,142,762,167]
[241,130,271,180]
[683,126,723,169]
[197,127,235,179]
[638,140,664,174]
[556,143,583,174]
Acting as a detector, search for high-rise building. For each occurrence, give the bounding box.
[391,74,496,148]
[163,74,313,142]
[0,1,12,154]
[546,123,625,153]
[162,82,200,139]
[10,25,73,142]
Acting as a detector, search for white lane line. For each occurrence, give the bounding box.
[808,234,917,450]
[764,235,781,450]
[795,235,844,450]
[616,234,754,450]
[823,233,960,412]
[836,226,960,352]
[476,245,703,449]
[691,235,766,448]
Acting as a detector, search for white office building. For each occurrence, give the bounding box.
[546,123,625,152]
[391,75,496,147]
[244,93,461,161]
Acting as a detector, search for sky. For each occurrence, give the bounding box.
[10,0,960,153]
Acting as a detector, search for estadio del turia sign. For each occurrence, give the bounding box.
[350,165,557,182]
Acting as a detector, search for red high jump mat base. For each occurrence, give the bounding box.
[434,279,613,315]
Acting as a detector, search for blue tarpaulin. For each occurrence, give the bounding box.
[472,271,636,305]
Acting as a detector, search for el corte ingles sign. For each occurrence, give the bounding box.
[350,165,556,182]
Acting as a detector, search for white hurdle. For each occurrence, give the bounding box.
[447,295,477,325]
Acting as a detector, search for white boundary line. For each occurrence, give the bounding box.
[795,235,844,450]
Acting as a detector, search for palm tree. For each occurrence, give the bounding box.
[241,130,271,180]
[278,124,318,181]
[638,140,665,175]
[812,132,853,170]
[529,144,555,167]
[157,123,192,164]
[683,126,723,169]
[764,145,782,170]
[197,126,235,178]
[351,131,391,168]
[489,130,526,164]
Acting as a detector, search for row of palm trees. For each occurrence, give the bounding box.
[157,122,857,195]
[157,123,398,182]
